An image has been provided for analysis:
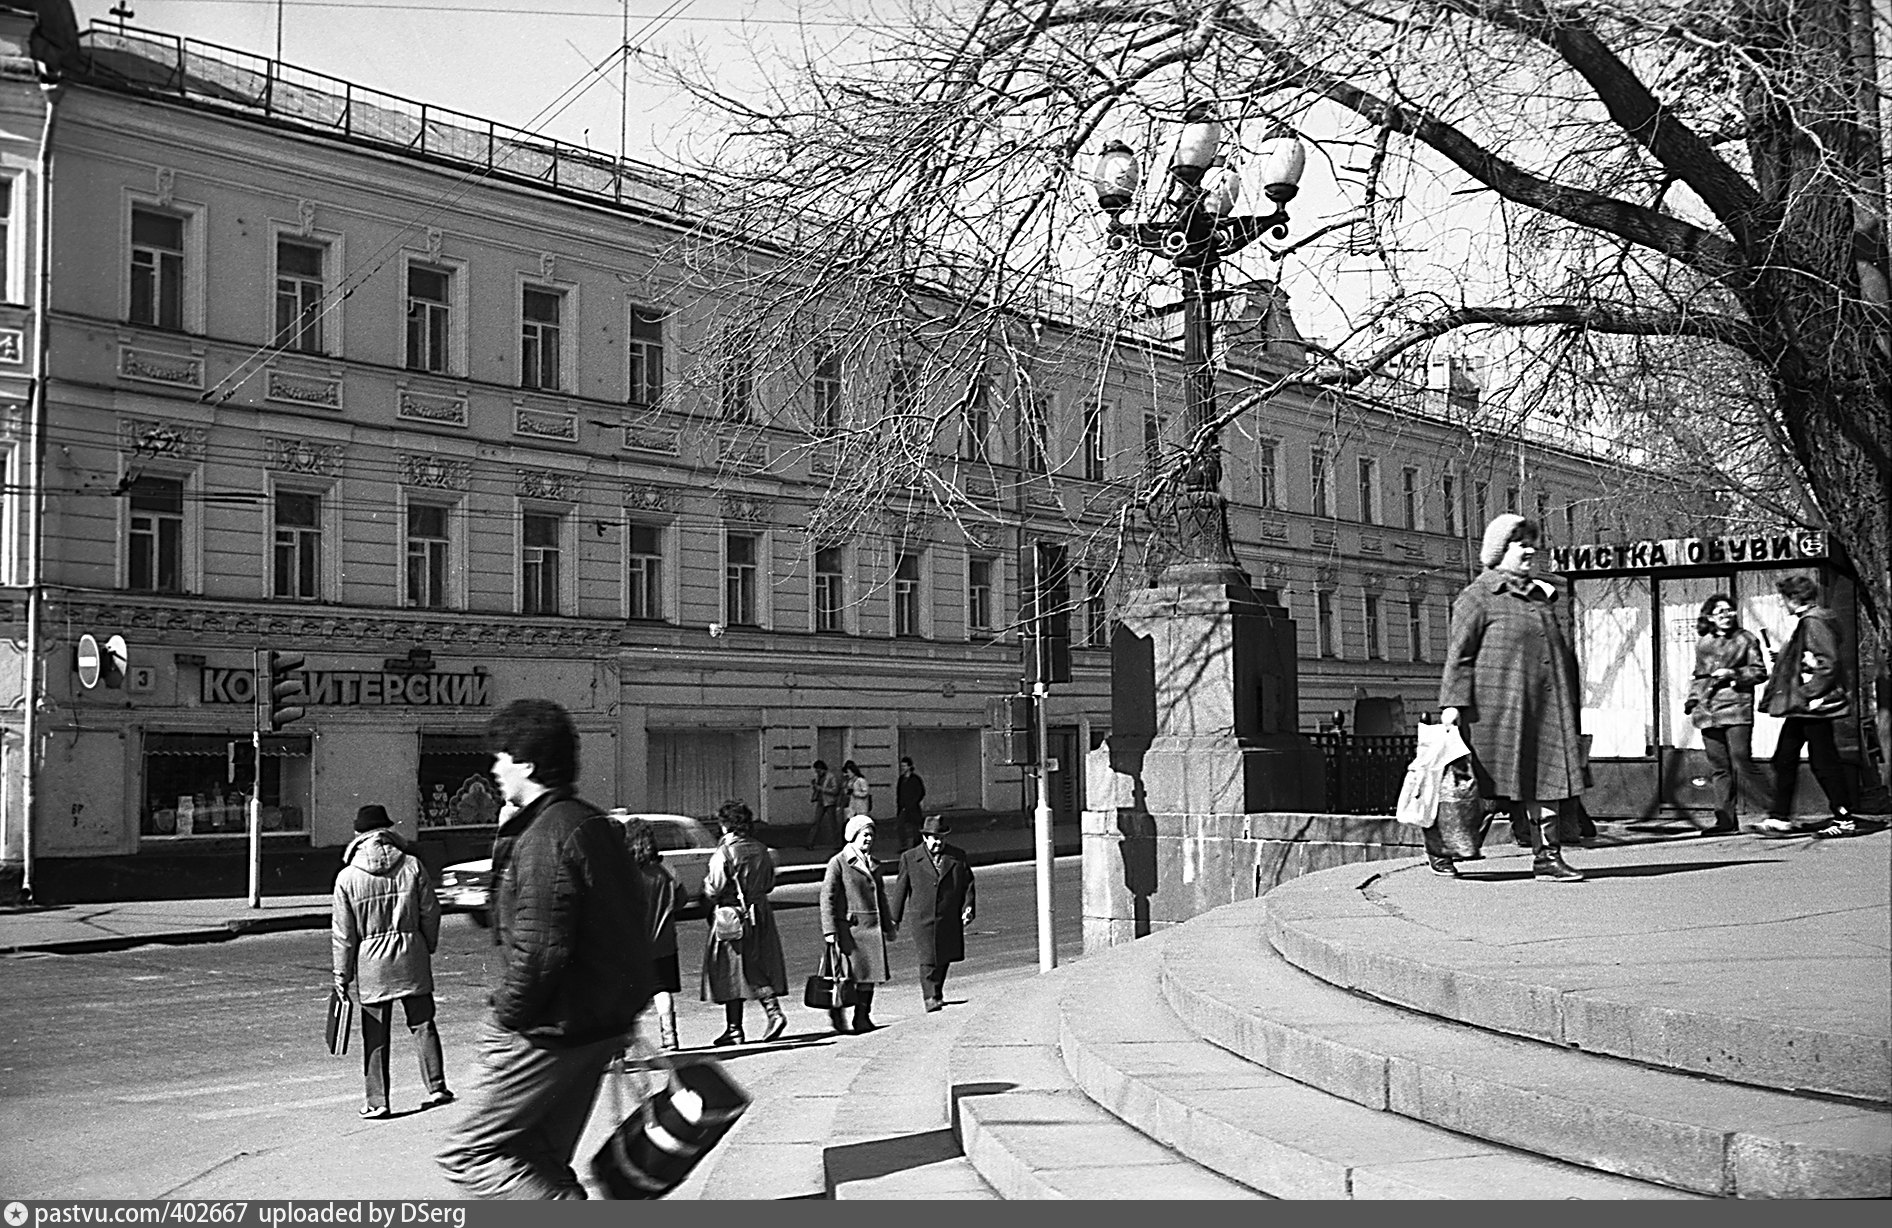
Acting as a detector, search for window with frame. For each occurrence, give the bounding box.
[1364,593,1383,659]
[1082,401,1105,481]
[1505,485,1520,514]
[814,546,845,632]
[521,286,563,390]
[1442,473,1460,536]
[1474,480,1490,528]
[406,265,451,373]
[968,556,993,632]
[959,381,990,460]
[272,490,322,601]
[1402,466,1420,529]
[813,347,842,434]
[627,522,664,620]
[725,532,759,626]
[521,512,562,615]
[893,553,923,637]
[627,306,664,406]
[1019,393,1048,473]
[1358,457,1379,524]
[1257,438,1279,508]
[1316,590,1338,658]
[1083,572,1109,648]
[720,330,756,423]
[1311,448,1333,517]
[128,474,184,593]
[1408,598,1427,662]
[405,503,450,610]
[130,208,185,330]
[0,178,14,303]
[275,238,325,354]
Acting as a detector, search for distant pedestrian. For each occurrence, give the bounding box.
[617,813,682,1051]
[701,800,789,1046]
[805,760,843,851]
[819,814,894,1034]
[437,699,653,1200]
[1439,515,1587,882]
[894,757,927,851]
[888,815,975,1012]
[1757,575,1859,837]
[842,760,872,817]
[1685,594,1768,835]
[332,803,451,1120]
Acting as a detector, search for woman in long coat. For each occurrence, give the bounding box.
[819,814,894,1034]
[1439,514,1587,881]
[700,800,789,1045]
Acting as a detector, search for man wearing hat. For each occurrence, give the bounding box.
[888,815,977,1012]
[332,803,452,1119]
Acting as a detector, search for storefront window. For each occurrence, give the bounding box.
[141,732,311,837]
[419,732,501,828]
[1573,575,1653,758]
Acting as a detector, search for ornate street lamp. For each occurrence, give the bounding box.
[1094,108,1305,585]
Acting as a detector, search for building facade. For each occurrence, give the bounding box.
[0,15,1706,899]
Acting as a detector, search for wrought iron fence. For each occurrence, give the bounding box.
[1309,732,1416,815]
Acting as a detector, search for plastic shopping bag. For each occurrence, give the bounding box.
[1394,723,1473,828]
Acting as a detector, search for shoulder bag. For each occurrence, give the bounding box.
[709,847,752,943]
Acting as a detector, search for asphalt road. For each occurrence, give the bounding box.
[0,856,1082,1200]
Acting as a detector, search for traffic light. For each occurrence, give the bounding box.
[985,693,1037,767]
[261,649,308,730]
[1019,540,1071,685]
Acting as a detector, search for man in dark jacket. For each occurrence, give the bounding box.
[437,699,653,1199]
[893,757,927,851]
[888,815,976,1012]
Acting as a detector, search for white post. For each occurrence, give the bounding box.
[248,727,263,909]
[1033,680,1055,972]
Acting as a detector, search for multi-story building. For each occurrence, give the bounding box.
[0,14,1698,899]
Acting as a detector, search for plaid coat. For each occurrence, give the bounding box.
[1439,569,1586,803]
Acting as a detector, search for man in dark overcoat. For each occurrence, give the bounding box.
[888,815,976,1012]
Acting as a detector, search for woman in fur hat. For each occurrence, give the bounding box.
[1438,515,1588,881]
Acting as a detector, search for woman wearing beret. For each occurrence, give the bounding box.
[818,814,894,1034]
[1439,515,1587,882]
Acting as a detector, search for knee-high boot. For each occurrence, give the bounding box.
[851,986,877,1034]
[1529,805,1584,882]
[654,992,679,1052]
[713,1000,745,1046]
[757,988,787,1042]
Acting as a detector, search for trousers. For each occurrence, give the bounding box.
[359,992,448,1111]
[1769,718,1856,818]
[917,961,949,1006]
[435,1014,619,1199]
[1700,724,1764,825]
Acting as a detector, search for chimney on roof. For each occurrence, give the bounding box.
[1427,353,1484,412]
[1225,279,1309,370]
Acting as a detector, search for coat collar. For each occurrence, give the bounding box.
[1475,567,1564,603]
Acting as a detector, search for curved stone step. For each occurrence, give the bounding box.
[1057,924,1699,1199]
[945,961,1259,1199]
[1165,899,1891,1199]
[1263,836,1891,1103]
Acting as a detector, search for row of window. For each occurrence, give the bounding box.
[1253,441,1580,536]
[1312,590,1435,663]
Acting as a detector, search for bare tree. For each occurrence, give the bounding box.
[649,0,1889,645]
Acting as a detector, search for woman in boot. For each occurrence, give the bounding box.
[819,815,894,1034]
[700,800,789,1045]
[618,813,682,1051]
[1440,515,1588,882]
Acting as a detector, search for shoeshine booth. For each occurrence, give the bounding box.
[1555,527,1869,823]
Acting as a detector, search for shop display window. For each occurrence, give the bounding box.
[141,731,311,837]
[419,731,501,828]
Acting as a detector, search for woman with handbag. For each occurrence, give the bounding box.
[818,814,894,1034]
[699,800,789,1046]
[1757,575,1859,837]
[1685,594,1769,836]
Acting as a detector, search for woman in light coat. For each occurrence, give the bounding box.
[842,760,872,817]
[1686,594,1768,835]
[1439,515,1587,882]
[699,800,789,1045]
[819,814,894,1034]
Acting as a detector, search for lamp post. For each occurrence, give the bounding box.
[1094,108,1305,585]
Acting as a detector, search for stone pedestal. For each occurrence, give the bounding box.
[1106,577,1325,816]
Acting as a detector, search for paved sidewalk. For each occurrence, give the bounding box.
[0,817,1076,955]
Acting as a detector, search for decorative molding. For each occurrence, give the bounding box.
[1311,528,1337,548]
[1360,534,1384,554]
[1405,574,1431,597]
[399,454,470,491]
[622,425,679,455]
[810,451,837,477]
[118,344,204,390]
[517,469,575,502]
[1362,573,1386,592]
[52,599,622,653]
[119,416,207,462]
[1258,518,1290,540]
[1258,559,1288,583]
[1397,540,1428,561]
[425,227,443,263]
[154,166,176,206]
[264,436,342,477]
[514,404,578,441]
[623,484,675,514]
[265,366,342,411]
[297,199,316,237]
[539,251,557,280]
[1444,543,1465,564]
[397,388,468,427]
[716,433,774,473]
[0,328,22,365]
[721,494,772,524]
[1315,564,1339,587]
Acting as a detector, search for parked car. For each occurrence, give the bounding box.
[438,811,746,925]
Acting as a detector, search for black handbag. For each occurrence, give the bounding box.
[803,941,860,1010]
[325,985,352,1056]
[590,1057,749,1199]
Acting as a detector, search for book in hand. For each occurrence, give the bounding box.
[326,986,353,1055]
